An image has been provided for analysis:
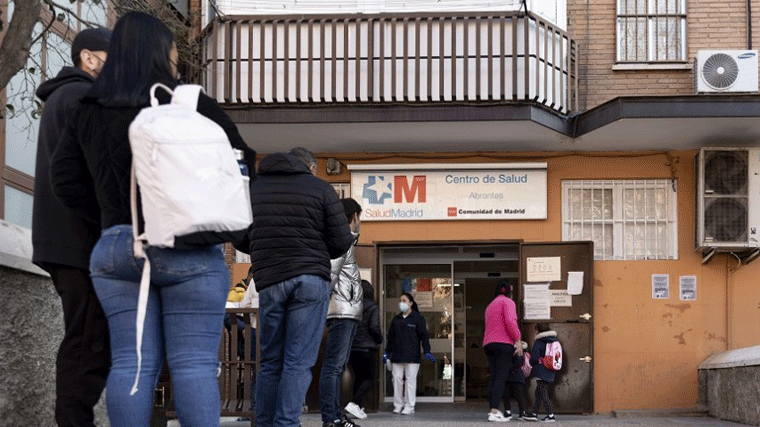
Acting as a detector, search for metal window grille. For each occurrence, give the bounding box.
[562,180,678,260]
[616,0,686,62]
[331,182,351,198]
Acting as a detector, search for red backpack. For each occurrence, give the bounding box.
[541,341,563,371]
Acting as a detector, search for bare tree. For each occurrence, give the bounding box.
[0,0,41,92]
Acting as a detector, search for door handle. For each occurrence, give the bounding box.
[579,356,592,363]
[579,313,591,321]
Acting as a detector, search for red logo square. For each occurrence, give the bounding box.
[447,207,457,217]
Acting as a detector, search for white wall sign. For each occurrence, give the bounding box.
[652,274,670,299]
[523,283,551,319]
[549,290,572,307]
[679,276,697,301]
[349,163,547,221]
[526,257,561,282]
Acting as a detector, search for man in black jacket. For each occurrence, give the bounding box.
[248,147,353,427]
[32,28,111,427]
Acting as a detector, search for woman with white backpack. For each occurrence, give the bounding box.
[51,11,254,427]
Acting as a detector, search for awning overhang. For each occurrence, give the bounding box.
[225,94,760,153]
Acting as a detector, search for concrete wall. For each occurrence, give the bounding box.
[698,346,760,426]
[0,221,108,426]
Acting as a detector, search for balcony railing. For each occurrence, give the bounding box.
[202,12,578,113]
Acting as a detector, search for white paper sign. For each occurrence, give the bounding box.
[524,300,551,319]
[526,257,561,282]
[523,283,551,319]
[549,290,572,307]
[567,271,584,295]
[523,283,550,300]
[679,276,697,301]
[652,274,670,299]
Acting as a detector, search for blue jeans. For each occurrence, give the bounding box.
[255,274,331,427]
[319,318,358,425]
[90,225,228,427]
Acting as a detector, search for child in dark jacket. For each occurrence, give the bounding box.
[525,323,558,422]
[503,340,529,420]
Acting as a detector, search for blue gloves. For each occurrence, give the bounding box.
[382,353,389,364]
[424,352,436,363]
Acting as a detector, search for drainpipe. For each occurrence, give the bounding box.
[749,0,753,49]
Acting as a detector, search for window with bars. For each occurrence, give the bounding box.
[331,183,351,199]
[616,0,686,62]
[562,180,678,260]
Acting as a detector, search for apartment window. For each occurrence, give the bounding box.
[562,180,678,260]
[331,183,350,199]
[617,0,686,62]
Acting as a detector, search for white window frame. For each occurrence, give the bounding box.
[562,179,678,260]
[616,0,687,63]
[331,182,351,199]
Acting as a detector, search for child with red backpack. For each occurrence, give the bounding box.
[525,323,562,422]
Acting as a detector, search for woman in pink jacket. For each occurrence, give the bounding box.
[482,279,522,422]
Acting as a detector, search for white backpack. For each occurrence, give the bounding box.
[127,83,252,395]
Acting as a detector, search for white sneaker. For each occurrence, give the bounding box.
[401,407,415,415]
[345,402,367,419]
[487,411,511,422]
[393,407,403,414]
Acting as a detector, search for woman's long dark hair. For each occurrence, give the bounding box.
[88,11,177,106]
[493,279,513,299]
[401,292,419,312]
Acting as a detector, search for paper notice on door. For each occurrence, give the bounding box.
[549,290,572,307]
[412,291,434,309]
[567,271,584,295]
[652,274,670,299]
[523,283,551,319]
[523,283,550,300]
[524,300,551,319]
[679,276,697,301]
[526,257,561,282]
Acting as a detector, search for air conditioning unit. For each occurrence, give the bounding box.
[695,50,758,93]
[696,148,760,252]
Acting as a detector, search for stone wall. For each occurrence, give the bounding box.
[0,221,108,426]
[698,346,760,426]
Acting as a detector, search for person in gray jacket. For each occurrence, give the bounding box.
[319,198,363,427]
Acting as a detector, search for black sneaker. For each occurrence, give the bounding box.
[523,412,539,421]
[542,414,556,422]
[340,414,361,427]
[519,412,528,420]
[505,410,512,418]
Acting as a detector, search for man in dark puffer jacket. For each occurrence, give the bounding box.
[248,147,353,427]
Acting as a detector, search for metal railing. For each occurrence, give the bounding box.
[201,11,579,113]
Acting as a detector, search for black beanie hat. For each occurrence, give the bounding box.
[71,27,112,62]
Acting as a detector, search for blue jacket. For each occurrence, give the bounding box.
[385,310,431,364]
[530,330,559,383]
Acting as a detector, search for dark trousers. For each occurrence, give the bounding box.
[503,381,526,415]
[349,348,376,408]
[49,265,110,427]
[532,380,554,415]
[484,342,515,411]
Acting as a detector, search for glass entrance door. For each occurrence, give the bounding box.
[382,263,454,402]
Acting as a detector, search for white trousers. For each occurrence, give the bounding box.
[391,362,420,410]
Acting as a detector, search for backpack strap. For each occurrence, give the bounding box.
[129,162,151,396]
[170,84,203,110]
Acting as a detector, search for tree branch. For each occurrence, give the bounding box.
[0,0,42,90]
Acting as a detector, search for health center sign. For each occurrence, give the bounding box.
[348,163,547,221]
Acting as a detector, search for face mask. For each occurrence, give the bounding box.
[399,302,410,313]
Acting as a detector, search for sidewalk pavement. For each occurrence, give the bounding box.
[216,403,753,427]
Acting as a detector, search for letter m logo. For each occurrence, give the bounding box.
[394,175,426,203]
